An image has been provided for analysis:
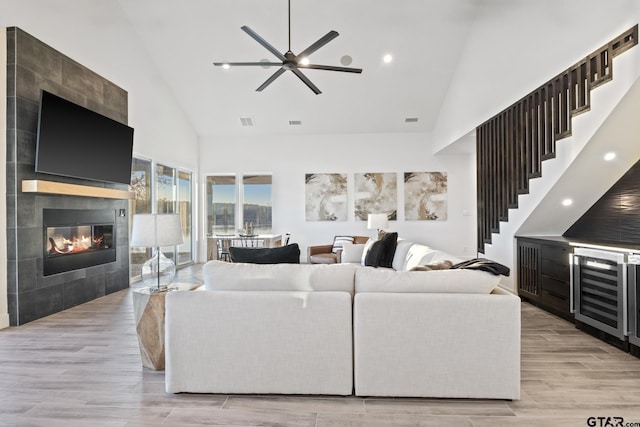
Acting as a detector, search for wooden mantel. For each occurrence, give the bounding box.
[21,180,135,200]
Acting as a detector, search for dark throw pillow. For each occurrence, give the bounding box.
[229,244,301,264]
[378,231,398,268]
[364,240,384,267]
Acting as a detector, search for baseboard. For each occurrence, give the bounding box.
[0,312,10,330]
[498,283,517,295]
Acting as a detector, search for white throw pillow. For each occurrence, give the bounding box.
[392,239,415,271]
[332,235,354,253]
[341,242,366,263]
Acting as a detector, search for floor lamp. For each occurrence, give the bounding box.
[131,213,184,292]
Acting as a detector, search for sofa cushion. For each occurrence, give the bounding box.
[341,242,366,263]
[229,244,300,264]
[400,244,463,271]
[204,260,357,293]
[332,236,354,253]
[392,239,415,271]
[402,243,435,271]
[354,267,501,294]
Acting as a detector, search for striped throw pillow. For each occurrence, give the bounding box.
[332,235,355,253]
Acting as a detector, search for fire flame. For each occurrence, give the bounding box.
[49,235,105,255]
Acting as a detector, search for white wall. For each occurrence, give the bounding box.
[0,1,199,172]
[0,28,8,329]
[432,0,640,153]
[0,1,199,324]
[197,132,477,262]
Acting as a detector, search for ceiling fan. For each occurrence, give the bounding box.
[213,0,362,95]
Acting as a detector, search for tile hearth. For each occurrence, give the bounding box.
[1,264,640,426]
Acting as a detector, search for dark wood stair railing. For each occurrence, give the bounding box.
[476,25,638,254]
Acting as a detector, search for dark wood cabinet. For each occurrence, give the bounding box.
[516,236,573,321]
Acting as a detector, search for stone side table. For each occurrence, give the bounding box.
[132,283,200,370]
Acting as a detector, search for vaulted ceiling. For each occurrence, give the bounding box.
[116,0,481,137]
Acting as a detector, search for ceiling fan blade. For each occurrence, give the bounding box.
[291,69,321,95]
[241,26,287,61]
[302,64,363,73]
[214,62,282,67]
[297,31,339,59]
[256,68,286,92]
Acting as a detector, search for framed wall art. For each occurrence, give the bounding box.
[305,173,348,221]
[354,172,397,220]
[404,172,447,220]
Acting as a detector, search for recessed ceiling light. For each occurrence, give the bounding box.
[298,57,310,65]
[383,54,393,64]
[562,198,573,207]
[340,55,353,66]
[604,152,616,161]
[222,63,230,70]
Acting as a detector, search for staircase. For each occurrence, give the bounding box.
[476,25,638,254]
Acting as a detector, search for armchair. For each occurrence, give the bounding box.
[308,235,369,264]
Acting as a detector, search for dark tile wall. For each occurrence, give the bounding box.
[564,158,640,245]
[6,28,130,325]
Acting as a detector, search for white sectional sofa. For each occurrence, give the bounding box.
[164,240,521,399]
[353,267,520,399]
[165,262,356,395]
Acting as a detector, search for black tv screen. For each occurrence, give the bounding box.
[35,90,134,185]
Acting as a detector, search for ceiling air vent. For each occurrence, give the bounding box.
[289,120,302,126]
[240,116,255,127]
[405,117,419,123]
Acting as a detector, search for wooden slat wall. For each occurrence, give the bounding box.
[517,240,540,301]
[476,25,638,253]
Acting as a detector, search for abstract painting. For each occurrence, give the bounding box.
[305,173,348,221]
[404,172,448,220]
[354,172,397,221]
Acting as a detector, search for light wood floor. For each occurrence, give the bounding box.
[2,265,640,426]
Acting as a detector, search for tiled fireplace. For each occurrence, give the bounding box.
[5,28,131,325]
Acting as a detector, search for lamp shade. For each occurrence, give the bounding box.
[367,213,389,230]
[130,214,184,247]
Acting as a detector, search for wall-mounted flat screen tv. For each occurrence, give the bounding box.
[35,90,134,185]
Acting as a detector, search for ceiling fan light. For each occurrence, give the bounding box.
[299,57,310,65]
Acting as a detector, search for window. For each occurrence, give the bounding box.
[129,157,152,279]
[242,175,272,234]
[130,158,194,281]
[206,175,236,235]
[177,170,193,265]
[206,174,272,237]
[155,164,193,266]
[156,163,175,214]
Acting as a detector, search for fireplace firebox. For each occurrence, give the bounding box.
[43,209,117,276]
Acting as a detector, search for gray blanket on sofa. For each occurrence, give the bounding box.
[451,258,510,276]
